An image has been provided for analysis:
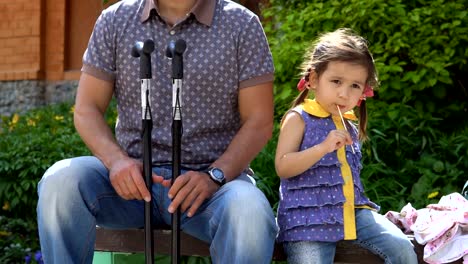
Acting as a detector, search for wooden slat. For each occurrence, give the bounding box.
[95,227,463,263]
[95,228,210,257]
[94,227,379,262]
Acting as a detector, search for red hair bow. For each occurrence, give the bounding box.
[297,78,306,92]
[357,85,374,106]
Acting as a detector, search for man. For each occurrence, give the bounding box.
[37,0,277,263]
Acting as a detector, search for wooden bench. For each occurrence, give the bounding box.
[94,227,463,263]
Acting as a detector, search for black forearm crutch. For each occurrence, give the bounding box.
[166,39,187,264]
[131,39,155,264]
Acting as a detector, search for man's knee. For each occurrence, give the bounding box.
[219,182,277,238]
[223,183,272,218]
[38,157,103,201]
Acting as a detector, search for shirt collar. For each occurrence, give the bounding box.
[140,0,216,26]
[300,99,358,121]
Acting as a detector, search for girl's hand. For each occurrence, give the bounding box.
[320,130,353,153]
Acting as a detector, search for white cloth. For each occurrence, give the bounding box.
[385,193,468,264]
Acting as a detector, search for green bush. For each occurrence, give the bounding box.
[0,102,117,263]
[0,103,85,219]
[260,0,468,212]
[252,128,281,210]
[361,102,468,210]
[0,216,42,264]
[265,0,467,120]
[0,103,117,219]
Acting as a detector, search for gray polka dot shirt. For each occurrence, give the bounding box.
[82,0,274,170]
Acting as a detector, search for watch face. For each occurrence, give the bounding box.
[211,168,224,181]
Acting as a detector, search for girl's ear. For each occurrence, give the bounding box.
[307,71,318,90]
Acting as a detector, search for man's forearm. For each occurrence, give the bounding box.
[74,107,127,169]
[211,81,274,181]
[211,118,273,181]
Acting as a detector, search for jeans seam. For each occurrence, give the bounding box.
[203,201,217,262]
[353,239,392,264]
[158,168,171,223]
[88,193,119,216]
[80,220,96,264]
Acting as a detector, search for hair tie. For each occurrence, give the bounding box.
[357,85,374,106]
[297,78,306,92]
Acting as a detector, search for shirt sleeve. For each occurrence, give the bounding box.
[81,9,116,82]
[237,15,274,89]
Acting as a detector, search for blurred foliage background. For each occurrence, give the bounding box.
[254,0,468,212]
[1,0,467,262]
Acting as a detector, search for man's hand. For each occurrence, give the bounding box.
[167,171,219,217]
[109,157,171,201]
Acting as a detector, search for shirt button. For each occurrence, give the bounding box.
[170,30,176,35]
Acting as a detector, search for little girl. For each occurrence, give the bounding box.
[275,28,418,264]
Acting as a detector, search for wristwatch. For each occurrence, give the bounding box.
[205,167,226,186]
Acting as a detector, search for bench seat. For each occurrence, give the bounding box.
[95,227,463,263]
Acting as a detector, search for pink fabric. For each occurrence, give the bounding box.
[424,223,468,263]
[384,203,418,234]
[385,193,468,263]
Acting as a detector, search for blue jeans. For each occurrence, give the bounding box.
[37,156,278,264]
[283,209,418,264]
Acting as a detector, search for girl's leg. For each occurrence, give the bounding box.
[354,209,418,264]
[283,240,336,264]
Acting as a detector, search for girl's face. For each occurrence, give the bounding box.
[309,61,368,116]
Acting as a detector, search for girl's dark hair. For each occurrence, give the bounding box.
[291,28,378,141]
